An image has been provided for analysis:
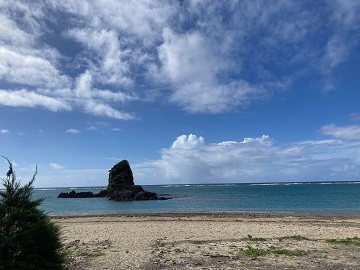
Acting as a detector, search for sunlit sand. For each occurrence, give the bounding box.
[55,214,360,269]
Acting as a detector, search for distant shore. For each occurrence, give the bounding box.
[55,213,360,269]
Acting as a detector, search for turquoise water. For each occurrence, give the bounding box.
[33,182,360,216]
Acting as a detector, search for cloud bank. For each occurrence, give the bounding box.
[138,126,360,184]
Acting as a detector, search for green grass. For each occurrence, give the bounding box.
[241,245,309,258]
[271,249,309,256]
[326,237,360,246]
[247,235,267,241]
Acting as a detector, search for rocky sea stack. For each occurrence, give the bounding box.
[58,160,166,201]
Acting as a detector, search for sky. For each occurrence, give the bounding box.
[1,0,360,187]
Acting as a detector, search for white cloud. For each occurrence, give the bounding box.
[171,134,205,149]
[322,36,350,71]
[67,28,132,87]
[0,1,359,117]
[0,129,10,134]
[319,124,360,141]
[0,89,71,111]
[73,70,137,119]
[66,129,80,134]
[75,70,92,98]
[0,14,35,47]
[92,89,136,103]
[0,47,69,89]
[83,100,135,120]
[157,29,266,113]
[58,0,176,43]
[49,163,64,170]
[138,133,360,184]
[320,0,360,74]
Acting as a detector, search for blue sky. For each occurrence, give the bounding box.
[1,0,360,187]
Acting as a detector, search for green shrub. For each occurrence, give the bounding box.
[0,156,65,270]
[241,245,268,257]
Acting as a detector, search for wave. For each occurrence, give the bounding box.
[250,181,360,186]
[68,186,105,190]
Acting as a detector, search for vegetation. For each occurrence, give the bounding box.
[241,245,309,258]
[326,237,360,246]
[0,156,65,270]
[247,234,267,241]
[271,249,309,256]
[240,235,310,258]
[242,245,268,257]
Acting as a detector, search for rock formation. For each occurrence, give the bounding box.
[107,160,135,190]
[58,160,167,200]
[104,160,160,201]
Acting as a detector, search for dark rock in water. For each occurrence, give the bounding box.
[107,185,158,201]
[58,160,168,201]
[57,190,94,198]
[104,160,163,201]
[107,160,134,189]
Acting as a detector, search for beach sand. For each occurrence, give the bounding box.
[54,214,360,269]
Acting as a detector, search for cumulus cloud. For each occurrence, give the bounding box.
[171,134,205,149]
[143,133,360,184]
[66,129,80,134]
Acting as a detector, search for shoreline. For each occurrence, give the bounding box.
[51,211,360,219]
[55,213,360,269]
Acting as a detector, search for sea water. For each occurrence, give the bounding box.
[32,182,360,216]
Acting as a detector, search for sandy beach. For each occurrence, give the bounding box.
[55,214,360,269]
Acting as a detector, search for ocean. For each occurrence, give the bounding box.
[33,182,360,216]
